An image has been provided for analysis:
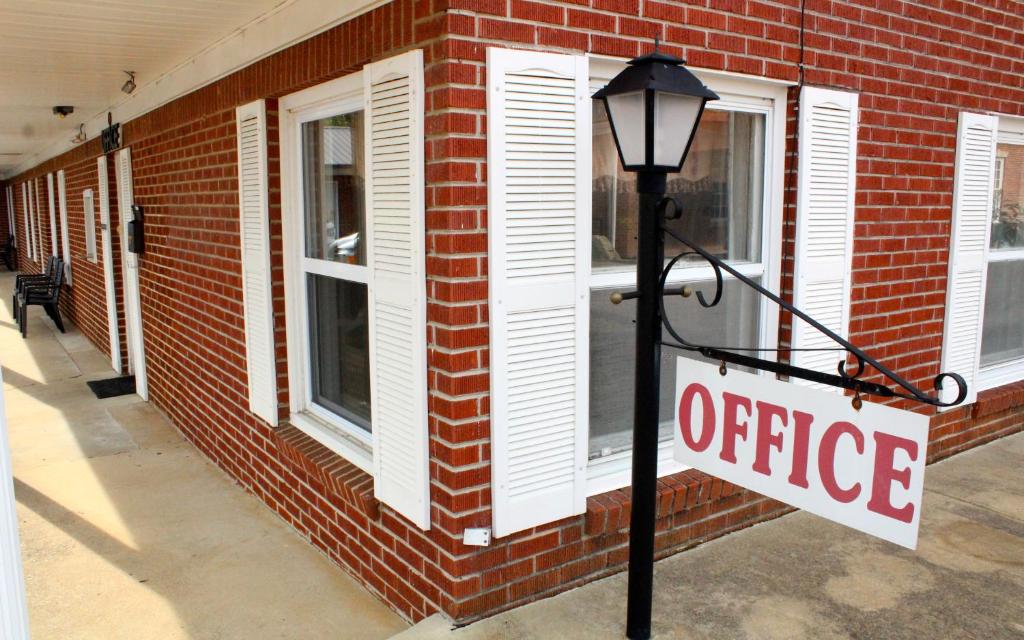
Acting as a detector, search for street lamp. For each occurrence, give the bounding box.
[593,48,718,640]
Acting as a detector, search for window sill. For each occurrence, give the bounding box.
[972,380,1024,419]
[586,438,685,497]
[288,411,373,475]
[276,423,379,519]
[584,467,785,537]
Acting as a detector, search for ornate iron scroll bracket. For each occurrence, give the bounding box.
[641,197,968,408]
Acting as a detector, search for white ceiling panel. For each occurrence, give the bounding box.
[0,0,288,176]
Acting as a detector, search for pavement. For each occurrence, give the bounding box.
[397,436,1024,638]
[4,261,1024,640]
[0,270,408,639]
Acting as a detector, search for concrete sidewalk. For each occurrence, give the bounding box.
[399,434,1024,639]
[0,271,408,639]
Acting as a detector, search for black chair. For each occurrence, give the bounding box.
[13,252,59,315]
[0,235,15,271]
[18,263,66,337]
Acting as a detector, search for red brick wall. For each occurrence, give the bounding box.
[63,154,127,366]
[4,0,1023,627]
[5,150,124,366]
[9,0,488,623]
[413,0,1024,622]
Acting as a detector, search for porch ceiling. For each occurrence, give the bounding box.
[0,0,287,178]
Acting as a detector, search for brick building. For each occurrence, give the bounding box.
[1,0,1022,625]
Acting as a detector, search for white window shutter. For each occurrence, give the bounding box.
[792,87,859,388]
[940,112,998,407]
[21,184,31,260]
[32,180,42,261]
[6,186,16,245]
[363,50,430,530]
[46,174,58,257]
[24,183,35,261]
[236,100,279,427]
[57,171,71,285]
[487,48,590,538]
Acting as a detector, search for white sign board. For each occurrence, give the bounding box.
[673,359,928,549]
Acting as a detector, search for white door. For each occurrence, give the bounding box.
[115,148,148,400]
[96,159,122,374]
[0,375,31,639]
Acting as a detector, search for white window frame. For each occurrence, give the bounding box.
[280,71,374,474]
[977,115,1024,392]
[586,58,790,496]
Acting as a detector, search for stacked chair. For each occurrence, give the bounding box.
[13,255,66,337]
[0,235,15,270]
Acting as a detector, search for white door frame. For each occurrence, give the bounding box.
[96,159,122,374]
[0,374,30,639]
[115,148,147,399]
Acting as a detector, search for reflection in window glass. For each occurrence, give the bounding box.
[589,279,760,459]
[302,111,366,264]
[589,100,768,463]
[307,275,371,431]
[982,142,1024,368]
[592,104,765,270]
[991,143,1024,250]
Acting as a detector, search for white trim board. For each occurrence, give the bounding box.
[3,0,387,180]
[0,374,30,640]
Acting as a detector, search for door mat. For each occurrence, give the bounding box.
[87,375,136,399]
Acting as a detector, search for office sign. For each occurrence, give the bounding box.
[674,359,928,549]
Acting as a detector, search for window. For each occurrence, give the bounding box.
[282,73,374,471]
[586,64,787,493]
[83,190,97,262]
[979,125,1024,386]
[281,51,430,528]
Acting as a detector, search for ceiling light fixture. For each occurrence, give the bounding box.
[121,71,137,95]
[53,106,74,119]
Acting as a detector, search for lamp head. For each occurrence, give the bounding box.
[592,47,719,174]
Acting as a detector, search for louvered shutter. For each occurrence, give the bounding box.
[46,174,58,256]
[487,48,590,538]
[363,50,430,529]
[792,87,859,387]
[5,186,15,245]
[940,113,998,406]
[25,183,35,261]
[20,184,31,260]
[236,100,279,427]
[97,157,121,372]
[32,180,42,261]
[57,171,71,285]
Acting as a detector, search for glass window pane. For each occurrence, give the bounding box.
[592,104,764,271]
[991,143,1024,250]
[302,111,366,264]
[307,274,371,431]
[981,260,1024,367]
[588,278,761,459]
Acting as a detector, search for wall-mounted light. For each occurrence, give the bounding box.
[53,106,74,119]
[121,71,137,95]
[71,124,87,144]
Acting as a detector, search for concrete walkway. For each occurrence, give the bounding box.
[399,436,1024,639]
[0,271,408,639]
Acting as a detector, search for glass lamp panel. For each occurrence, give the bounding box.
[653,92,703,168]
[604,91,646,167]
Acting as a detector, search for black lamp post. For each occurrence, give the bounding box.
[593,48,718,640]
